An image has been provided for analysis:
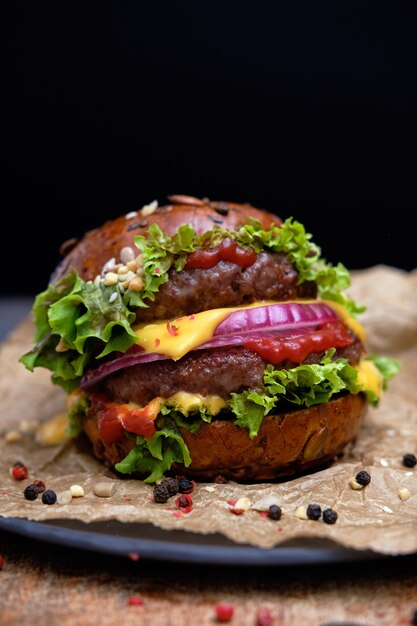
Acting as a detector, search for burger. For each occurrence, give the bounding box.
[20,195,400,483]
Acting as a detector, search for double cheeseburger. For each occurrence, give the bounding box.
[20,195,399,483]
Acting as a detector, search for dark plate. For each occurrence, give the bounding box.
[0,516,399,566]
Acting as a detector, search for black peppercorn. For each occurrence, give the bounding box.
[268,504,282,520]
[24,484,39,501]
[41,489,57,505]
[306,503,322,520]
[355,470,371,486]
[178,477,194,494]
[322,508,338,524]
[402,453,417,468]
[163,477,179,496]
[153,484,170,503]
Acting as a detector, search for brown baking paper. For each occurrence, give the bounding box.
[0,265,416,556]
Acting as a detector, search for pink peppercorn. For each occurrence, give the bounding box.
[128,595,144,606]
[215,602,235,622]
[256,607,274,626]
[10,462,28,481]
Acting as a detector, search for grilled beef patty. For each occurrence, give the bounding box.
[97,340,363,406]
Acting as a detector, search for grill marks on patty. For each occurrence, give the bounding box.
[135,252,317,321]
[98,340,364,407]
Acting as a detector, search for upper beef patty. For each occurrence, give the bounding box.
[135,252,317,321]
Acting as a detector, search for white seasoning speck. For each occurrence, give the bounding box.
[5,430,22,444]
[104,272,119,286]
[57,490,73,505]
[94,482,116,497]
[380,458,389,467]
[294,505,308,520]
[125,211,137,219]
[234,497,251,511]
[109,292,118,303]
[348,476,364,490]
[399,488,411,501]
[203,486,216,492]
[120,246,135,263]
[70,484,85,498]
[141,200,158,216]
[382,505,393,513]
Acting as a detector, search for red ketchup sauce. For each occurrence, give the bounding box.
[185,238,257,269]
[244,322,354,365]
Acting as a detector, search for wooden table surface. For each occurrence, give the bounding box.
[0,527,416,626]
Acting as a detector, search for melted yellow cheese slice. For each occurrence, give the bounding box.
[356,359,383,398]
[133,299,365,360]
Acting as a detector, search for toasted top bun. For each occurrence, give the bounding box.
[53,195,281,283]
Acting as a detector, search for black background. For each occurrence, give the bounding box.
[5,2,417,296]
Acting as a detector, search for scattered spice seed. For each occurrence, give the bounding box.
[355,470,371,486]
[256,607,274,626]
[163,477,179,496]
[322,508,338,524]
[42,489,57,505]
[94,482,116,498]
[294,505,308,520]
[32,480,46,493]
[175,494,193,513]
[128,595,144,606]
[215,602,235,622]
[306,503,322,520]
[402,453,417,468]
[399,487,411,501]
[178,477,194,494]
[5,430,22,444]
[69,484,85,498]
[348,476,364,490]
[57,490,73,505]
[24,484,39,501]
[10,462,28,481]
[153,482,172,503]
[268,505,282,521]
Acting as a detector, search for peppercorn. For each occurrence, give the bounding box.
[402,453,417,468]
[32,480,46,493]
[268,504,282,520]
[153,483,171,503]
[163,477,179,496]
[10,461,28,481]
[412,608,417,626]
[175,493,193,513]
[322,508,338,524]
[256,607,274,626]
[41,489,57,505]
[355,470,371,486]
[215,602,235,622]
[24,484,39,501]
[307,503,322,520]
[178,477,194,494]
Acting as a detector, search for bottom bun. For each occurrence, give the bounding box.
[83,393,367,482]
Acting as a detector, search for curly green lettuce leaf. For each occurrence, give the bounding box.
[114,415,192,483]
[19,271,138,392]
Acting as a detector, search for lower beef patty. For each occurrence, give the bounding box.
[96,341,364,406]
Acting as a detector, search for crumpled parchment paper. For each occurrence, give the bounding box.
[0,265,416,555]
